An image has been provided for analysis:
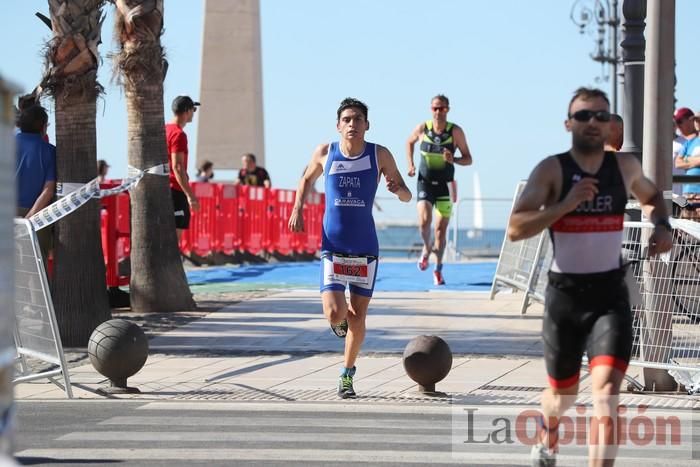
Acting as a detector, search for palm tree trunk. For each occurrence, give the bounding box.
[43,0,111,346]
[113,0,195,312]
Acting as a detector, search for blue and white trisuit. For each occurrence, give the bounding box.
[320,142,380,297]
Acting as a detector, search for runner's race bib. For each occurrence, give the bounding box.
[332,256,369,284]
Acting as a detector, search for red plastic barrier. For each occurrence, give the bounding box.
[116,192,130,262]
[216,183,241,254]
[101,198,115,284]
[266,189,296,256]
[181,182,217,257]
[99,183,324,285]
[303,192,324,254]
[100,181,130,287]
[239,185,267,255]
[289,191,324,255]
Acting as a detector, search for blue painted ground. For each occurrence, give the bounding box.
[187,261,496,294]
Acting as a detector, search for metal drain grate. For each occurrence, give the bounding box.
[160,385,700,409]
[480,385,545,392]
[173,387,455,404]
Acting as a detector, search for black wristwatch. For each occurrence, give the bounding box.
[654,218,672,232]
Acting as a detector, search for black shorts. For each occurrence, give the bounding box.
[542,269,633,389]
[417,175,453,217]
[171,189,191,229]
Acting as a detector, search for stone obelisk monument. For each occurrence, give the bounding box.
[197,0,265,170]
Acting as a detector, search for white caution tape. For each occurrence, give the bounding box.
[30,179,100,231]
[56,182,85,198]
[29,163,168,231]
[144,164,169,176]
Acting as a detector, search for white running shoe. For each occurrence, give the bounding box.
[530,442,556,467]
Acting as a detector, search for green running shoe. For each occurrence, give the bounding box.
[338,374,356,399]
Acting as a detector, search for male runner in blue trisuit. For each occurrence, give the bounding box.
[289,98,411,398]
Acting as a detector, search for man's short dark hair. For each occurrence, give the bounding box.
[199,160,213,172]
[15,94,39,127]
[18,105,49,134]
[97,159,110,176]
[432,94,450,107]
[242,153,256,163]
[568,87,610,114]
[337,98,368,121]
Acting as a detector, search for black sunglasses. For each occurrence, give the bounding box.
[569,109,611,122]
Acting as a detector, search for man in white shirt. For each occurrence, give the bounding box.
[672,107,697,195]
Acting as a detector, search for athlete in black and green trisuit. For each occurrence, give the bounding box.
[406,94,473,285]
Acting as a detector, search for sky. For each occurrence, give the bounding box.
[2,0,699,228]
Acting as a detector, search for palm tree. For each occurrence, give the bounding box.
[41,0,111,346]
[112,0,195,312]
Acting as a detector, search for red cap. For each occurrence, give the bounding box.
[674,107,694,123]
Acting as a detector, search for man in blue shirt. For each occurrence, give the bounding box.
[15,104,56,258]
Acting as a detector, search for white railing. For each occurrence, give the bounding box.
[493,182,700,381]
[373,195,512,260]
[13,219,73,398]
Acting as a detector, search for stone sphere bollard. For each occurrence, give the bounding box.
[88,319,148,395]
[403,335,452,394]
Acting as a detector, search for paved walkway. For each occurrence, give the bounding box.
[13,290,700,410]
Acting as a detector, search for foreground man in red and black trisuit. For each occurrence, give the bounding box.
[508,87,673,467]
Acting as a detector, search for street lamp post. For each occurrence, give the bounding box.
[620,0,647,159]
[641,0,676,392]
[571,0,621,113]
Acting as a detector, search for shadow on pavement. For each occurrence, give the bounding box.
[17,458,122,465]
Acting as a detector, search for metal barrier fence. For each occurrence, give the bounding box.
[494,199,700,380]
[13,219,73,398]
[489,181,552,313]
[622,219,700,375]
[492,176,700,381]
[492,188,691,310]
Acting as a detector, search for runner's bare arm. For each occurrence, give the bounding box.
[171,151,199,211]
[405,123,425,177]
[507,157,595,241]
[452,125,473,166]
[26,181,56,218]
[378,145,412,203]
[288,144,328,232]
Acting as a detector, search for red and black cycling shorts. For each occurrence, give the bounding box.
[542,268,633,389]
